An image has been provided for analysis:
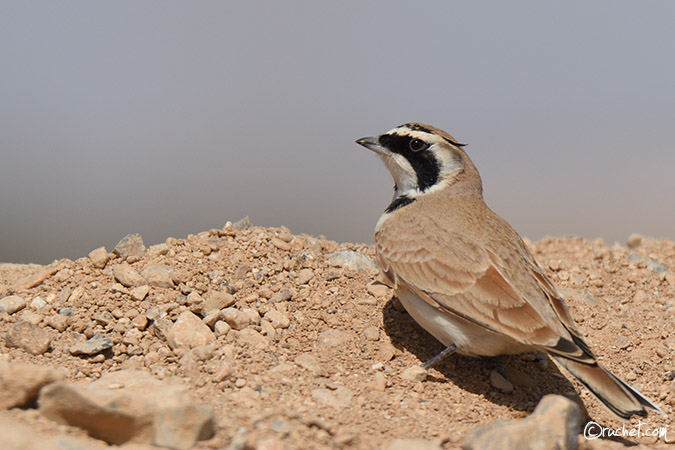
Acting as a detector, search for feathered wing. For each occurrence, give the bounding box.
[376,213,663,418]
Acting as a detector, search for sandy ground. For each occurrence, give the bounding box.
[0,223,673,449]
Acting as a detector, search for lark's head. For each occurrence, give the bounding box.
[356,123,482,206]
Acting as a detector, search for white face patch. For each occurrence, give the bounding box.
[381,153,418,197]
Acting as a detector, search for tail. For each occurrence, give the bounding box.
[553,356,664,419]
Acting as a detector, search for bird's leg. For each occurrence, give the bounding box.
[421,343,458,370]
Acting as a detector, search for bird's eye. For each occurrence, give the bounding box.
[409,139,427,152]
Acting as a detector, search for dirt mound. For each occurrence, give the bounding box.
[0,223,673,449]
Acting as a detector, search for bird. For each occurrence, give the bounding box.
[356,122,662,419]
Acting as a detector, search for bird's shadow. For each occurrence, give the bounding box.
[382,297,598,411]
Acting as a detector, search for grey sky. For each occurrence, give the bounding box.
[2,1,674,264]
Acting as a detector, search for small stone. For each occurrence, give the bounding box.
[402,366,427,382]
[201,291,235,313]
[270,290,292,303]
[366,283,390,299]
[232,216,251,231]
[0,295,26,314]
[58,307,78,316]
[489,370,514,393]
[0,361,66,409]
[271,238,291,251]
[241,308,261,325]
[311,387,352,409]
[113,263,146,288]
[132,314,148,330]
[378,343,396,362]
[615,335,631,350]
[234,378,247,388]
[235,328,269,350]
[221,308,250,330]
[19,310,42,325]
[363,326,380,341]
[70,334,113,356]
[30,296,47,309]
[317,329,349,347]
[130,285,150,301]
[461,394,581,450]
[45,314,69,332]
[5,321,51,355]
[88,246,110,269]
[141,264,174,289]
[627,233,643,249]
[167,311,216,350]
[265,310,290,329]
[370,373,387,392]
[214,320,231,337]
[294,353,322,374]
[325,250,378,271]
[260,319,277,339]
[112,233,146,259]
[297,268,314,285]
[214,358,233,381]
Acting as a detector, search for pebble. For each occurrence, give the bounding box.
[402,366,427,382]
[232,216,251,231]
[45,314,69,332]
[294,353,322,374]
[141,264,174,288]
[6,321,52,355]
[201,290,235,313]
[310,387,352,409]
[265,310,291,329]
[113,263,146,288]
[489,370,514,393]
[167,311,216,350]
[462,394,581,450]
[260,319,277,339]
[270,290,292,303]
[70,334,113,356]
[325,250,378,271]
[615,335,631,350]
[214,320,231,337]
[19,310,43,325]
[214,358,233,381]
[236,328,270,350]
[297,268,314,285]
[317,329,350,347]
[30,296,47,309]
[221,308,251,331]
[241,308,261,325]
[112,233,146,259]
[366,283,391,299]
[378,343,396,362]
[271,238,291,251]
[58,307,78,316]
[88,246,110,269]
[132,313,148,330]
[130,285,150,301]
[626,233,643,249]
[363,326,380,341]
[0,295,26,314]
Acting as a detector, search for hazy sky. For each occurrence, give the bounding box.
[2,1,674,264]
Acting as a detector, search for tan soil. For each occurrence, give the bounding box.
[0,224,674,449]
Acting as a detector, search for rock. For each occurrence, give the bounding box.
[489,370,514,393]
[269,290,292,303]
[627,233,643,249]
[236,328,269,350]
[265,309,291,329]
[241,307,261,325]
[39,369,214,449]
[88,246,110,269]
[201,290,235,313]
[232,216,251,231]
[297,268,314,285]
[214,320,231,337]
[221,308,250,331]
[30,296,47,309]
[363,326,380,341]
[294,353,322,374]
[130,285,150,301]
[0,415,111,450]
[13,263,63,291]
[0,295,26,314]
[378,343,396,362]
[325,250,378,271]
[366,283,391,299]
[113,233,146,260]
[19,310,43,325]
[214,358,234,381]
[384,438,443,450]
[615,335,631,350]
[0,362,66,409]
[5,321,51,355]
[461,394,581,450]
[141,264,174,289]
[317,329,350,347]
[402,366,427,382]
[271,238,291,251]
[45,314,68,332]
[310,386,352,409]
[113,263,146,288]
[167,311,216,350]
[70,334,113,356]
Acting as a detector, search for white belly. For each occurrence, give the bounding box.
[396,284,531,357]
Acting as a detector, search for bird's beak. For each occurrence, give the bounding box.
[356,136,389,156]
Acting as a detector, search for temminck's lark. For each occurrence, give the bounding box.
[356,123,662,419]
